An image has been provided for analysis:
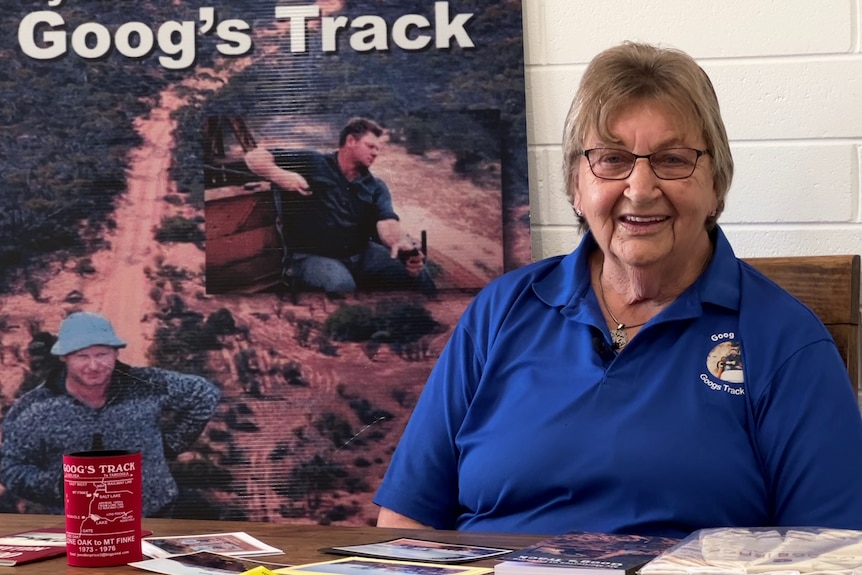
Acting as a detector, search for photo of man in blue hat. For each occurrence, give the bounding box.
[0,311,220,517]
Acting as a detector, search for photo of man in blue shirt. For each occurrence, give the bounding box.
[243,117,436,296]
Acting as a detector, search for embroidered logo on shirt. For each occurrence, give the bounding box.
[700,334,745,395]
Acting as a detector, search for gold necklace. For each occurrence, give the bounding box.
[595,246,714,351]
[597,272,647,351]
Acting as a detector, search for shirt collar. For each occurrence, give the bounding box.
[532,226,742,320]
[699,226,741,311]
[532,232,595,312]
[330,151,373,184]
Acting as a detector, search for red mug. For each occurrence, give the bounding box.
[63,450,143,567]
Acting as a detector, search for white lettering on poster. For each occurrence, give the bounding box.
[19,2,476,68]
[276,2,475,53]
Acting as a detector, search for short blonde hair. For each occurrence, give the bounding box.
[563,42,733,232]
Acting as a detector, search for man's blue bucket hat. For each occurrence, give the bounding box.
[50,312,127,356]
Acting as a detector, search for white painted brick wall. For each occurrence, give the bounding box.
[523,0,862,260]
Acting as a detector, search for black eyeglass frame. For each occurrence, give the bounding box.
[582,147,711,181]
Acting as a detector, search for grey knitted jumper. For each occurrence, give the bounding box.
[0,363,219,516]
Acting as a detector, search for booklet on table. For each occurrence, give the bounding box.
[321,537,511,563]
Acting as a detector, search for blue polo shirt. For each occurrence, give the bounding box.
[374,228,862,536]
[271,149,398,259]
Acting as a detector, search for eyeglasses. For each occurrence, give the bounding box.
[583,147,711,180]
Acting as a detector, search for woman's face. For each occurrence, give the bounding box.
[574,100,717,271]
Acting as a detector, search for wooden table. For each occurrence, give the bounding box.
[2,514,543,574]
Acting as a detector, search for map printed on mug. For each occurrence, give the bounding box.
[63,449,143,567]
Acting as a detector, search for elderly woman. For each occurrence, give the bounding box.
[373,42,862,537]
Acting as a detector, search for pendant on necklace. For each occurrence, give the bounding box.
[611,326,628,350]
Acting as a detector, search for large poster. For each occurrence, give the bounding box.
[0,0,528,525]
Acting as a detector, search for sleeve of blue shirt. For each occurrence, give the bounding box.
[371,178,399,223]
[373,306,484,528]
[750,338,862,527]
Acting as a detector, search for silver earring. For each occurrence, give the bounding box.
[575,209,583,217]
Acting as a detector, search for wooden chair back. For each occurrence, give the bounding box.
[743,255,860,397]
